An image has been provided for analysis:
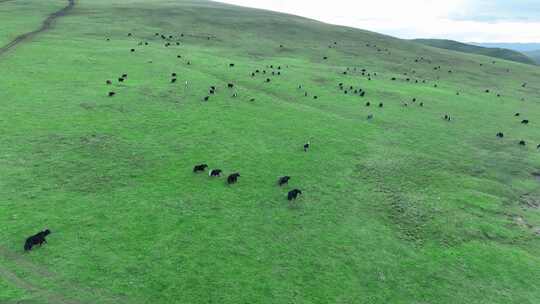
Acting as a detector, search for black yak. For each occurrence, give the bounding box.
[24,229,51,251]
[227,173,240,184]
[108,92,116,97]
[519,140,526,146]
[496,132,504,138]
[209,169,222,177]
[288,189,302,201]
[193,164,208,172]
[521,120,529,125]
[304,142,310,152]
[278,176,290,186]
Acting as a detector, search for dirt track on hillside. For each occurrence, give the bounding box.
[0,0,75,56]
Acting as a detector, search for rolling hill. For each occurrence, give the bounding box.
[1,0,539,303]
[413,38,537,65]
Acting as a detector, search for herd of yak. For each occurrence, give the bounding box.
[22,29,539,252]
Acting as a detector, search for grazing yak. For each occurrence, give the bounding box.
[521,120,529,125]
[24,229,51,251]
[106,80,112,85]
[227,173,240,184]
[171,78,177,83]
[496,132,504,138]
[278,176,291,186]
[366,102,371,107]
[209,169,222,177]
[288,189,302,201]
[303,142,310,152]
[519,140,526,146]
[193,164,208,173]
[379,102,383,108]
[108,92,116,97]
[228,83,234,88]
[537,144,540,149]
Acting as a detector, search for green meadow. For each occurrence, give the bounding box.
[0,0,539,303]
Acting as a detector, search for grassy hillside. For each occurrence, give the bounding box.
[525,50,540,64]
[1,0,539,303]
[0,0,65,46]
[414,39,537,65]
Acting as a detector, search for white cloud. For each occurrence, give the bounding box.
[216,0,540,42]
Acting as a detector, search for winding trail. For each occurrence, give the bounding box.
[0,0,75,56]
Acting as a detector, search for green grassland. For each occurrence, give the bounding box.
[1,0,539,303]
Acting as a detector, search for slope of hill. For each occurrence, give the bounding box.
[413,38,537,65]
[1,0,539,303]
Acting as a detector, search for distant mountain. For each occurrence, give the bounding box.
[413,39,536,65]
[524,49,540,64]
[470,42,540,52]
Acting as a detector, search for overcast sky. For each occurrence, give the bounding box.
[216,0,540,43]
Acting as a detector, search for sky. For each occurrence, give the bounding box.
[216,0,540,43]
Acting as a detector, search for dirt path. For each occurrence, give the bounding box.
[0,0,75,56]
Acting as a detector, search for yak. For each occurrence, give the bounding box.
[24,229,51,251]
